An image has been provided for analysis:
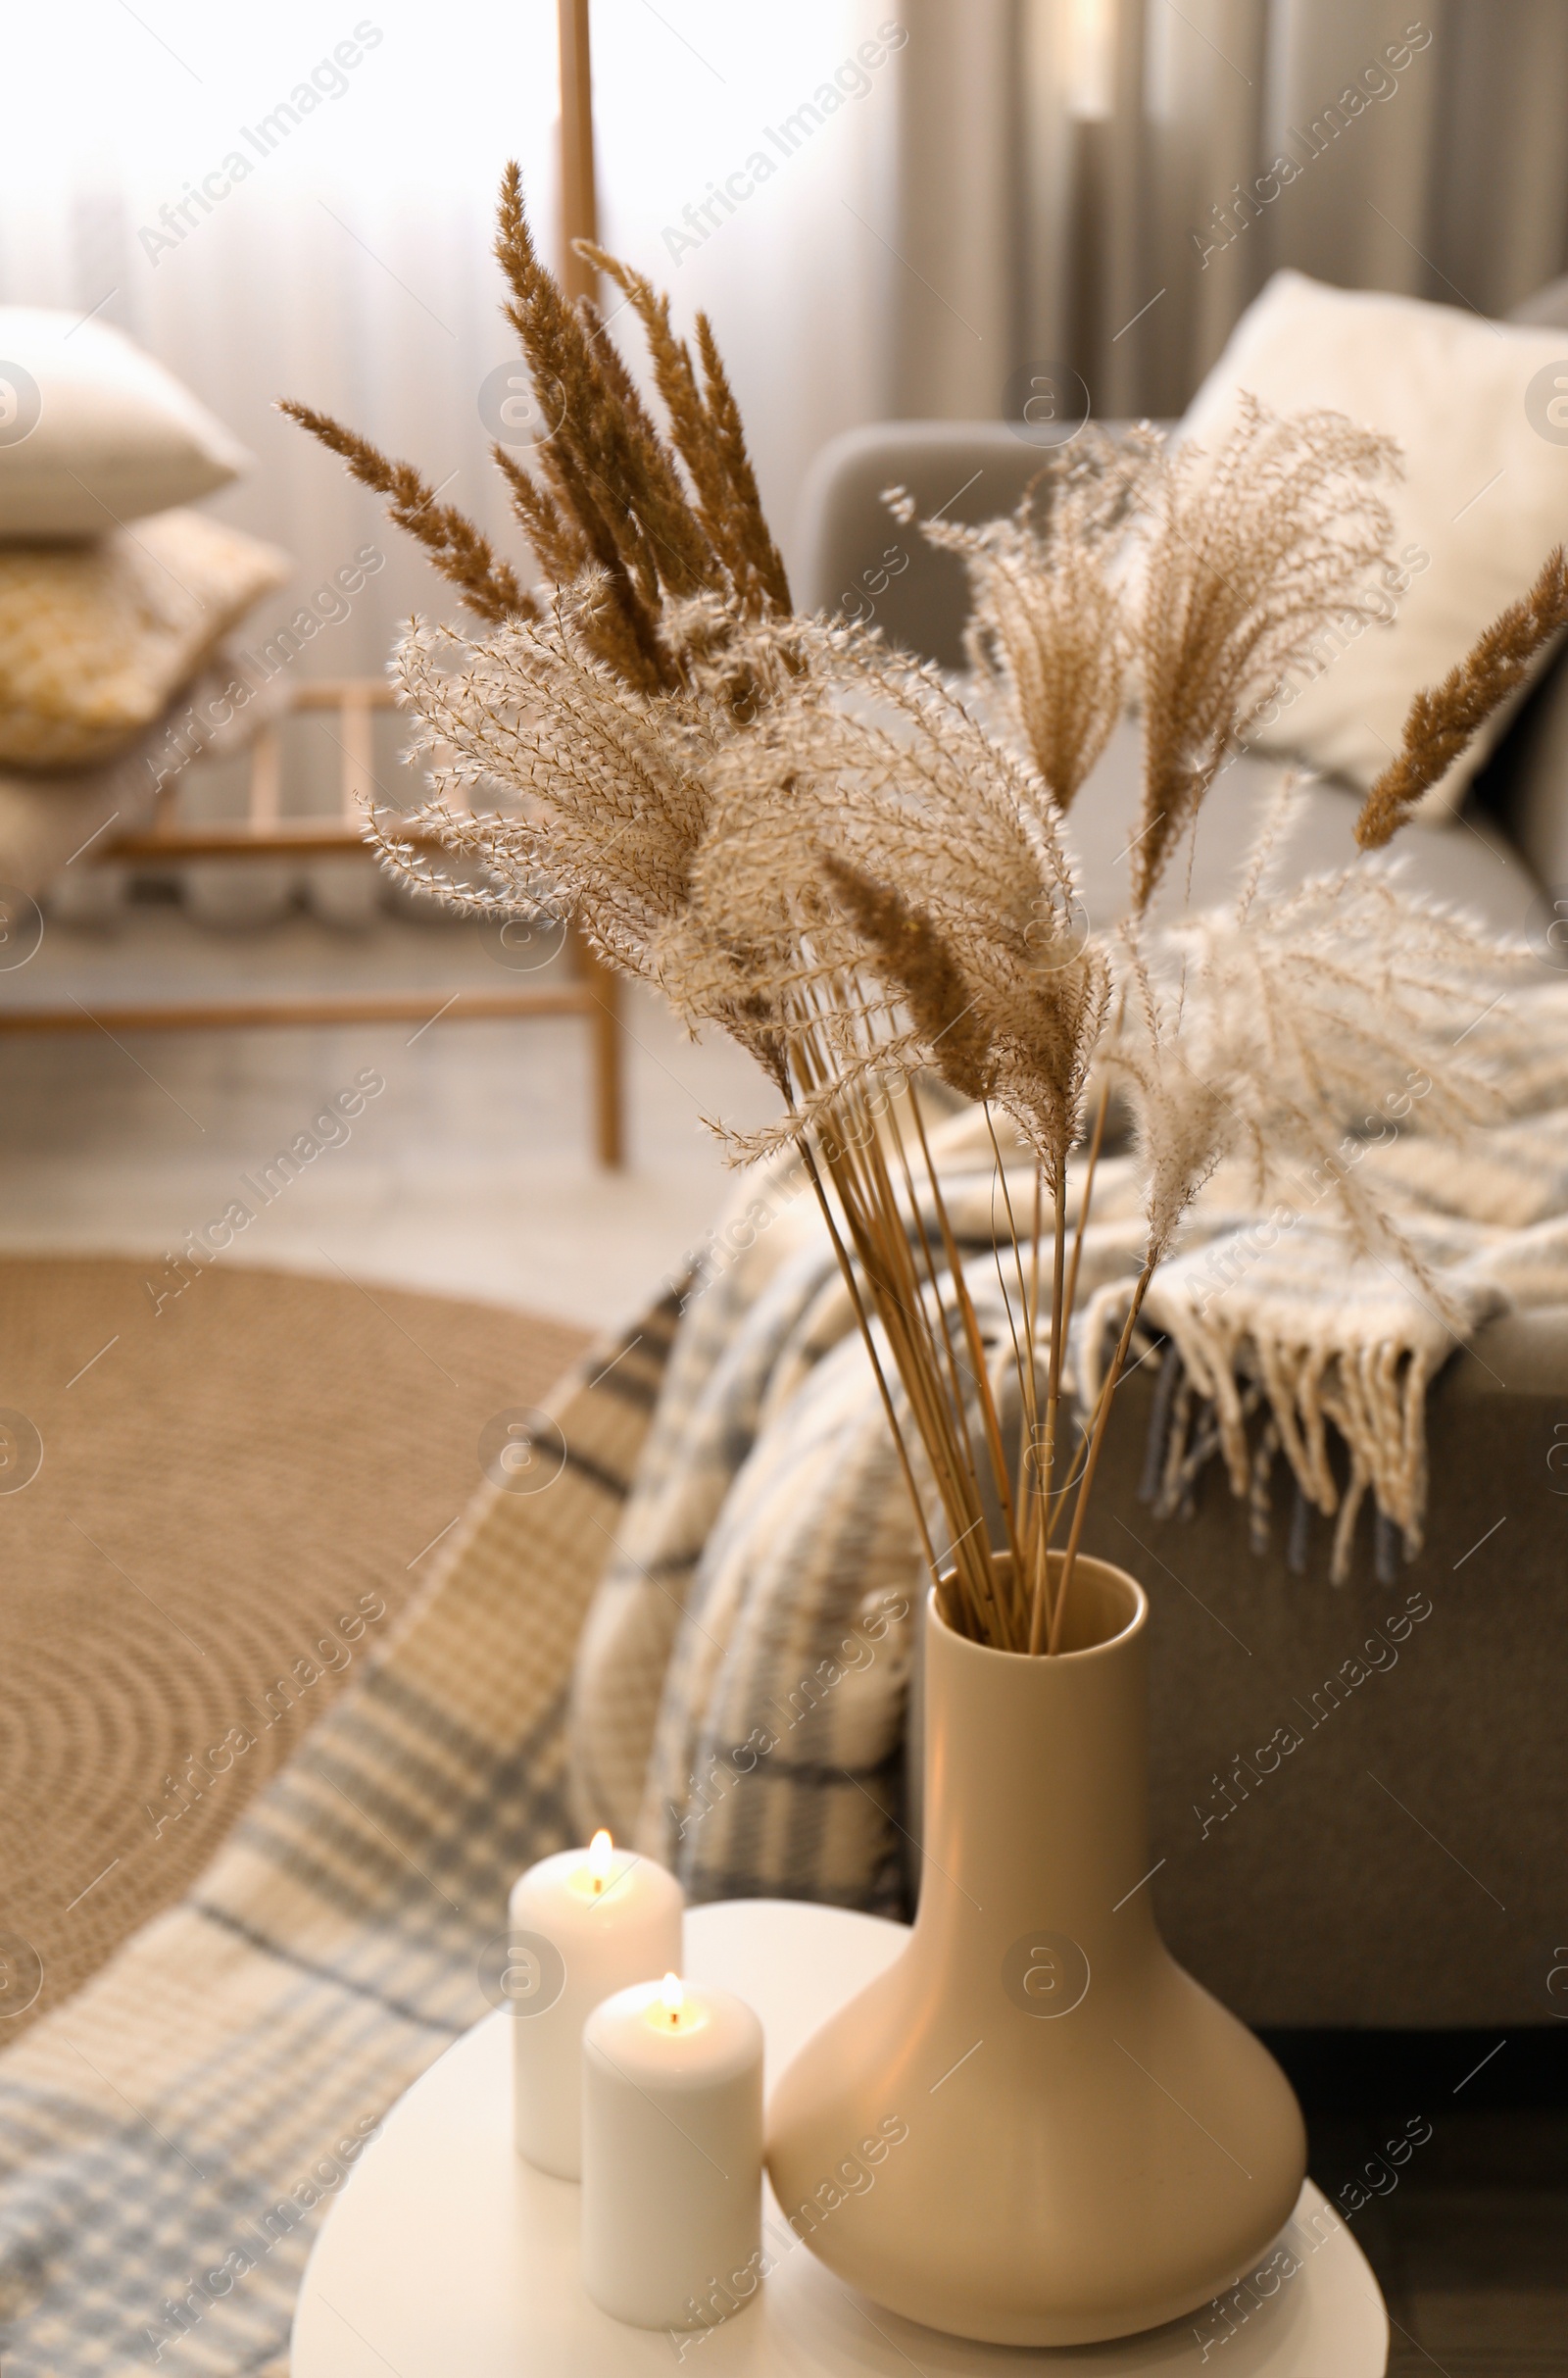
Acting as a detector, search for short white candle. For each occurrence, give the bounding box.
[507,1832,683,2179]
[582,1974,763,2332]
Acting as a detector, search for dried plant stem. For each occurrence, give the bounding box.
[1048,1263,1153,1654]
[1016,1163,1048,1635]
[1027,1067,1117,1590]
[1027,1192,1069,1655]
[886,1092,996,1575]
[792,1121,952,1619]
[1025,1163,1046,1380]
[871,1151,1017,1640]
[907,1093,1027,1635]
[795,1011,1008,1635]
[983,1106,1043,1641]
[1006,1075,1117,1592]
[984,1113,1035,1428]
[1062,1074,1111,1327]
[1042,1417,1097,1553]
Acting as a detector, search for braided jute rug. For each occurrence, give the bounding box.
[0,1256,588,2043]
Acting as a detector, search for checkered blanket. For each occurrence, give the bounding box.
[0,1307,672,2376]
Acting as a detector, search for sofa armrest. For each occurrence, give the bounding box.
[795,419,1171,670]
[1080,1328,1568,2029]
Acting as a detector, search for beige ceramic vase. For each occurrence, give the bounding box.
[765,1555,1306,2346]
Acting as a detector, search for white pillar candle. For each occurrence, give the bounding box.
[581,1973,764,2332]
[507,1831,683,2179]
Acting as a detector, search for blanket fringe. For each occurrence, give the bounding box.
[1088,1278,1433,1583]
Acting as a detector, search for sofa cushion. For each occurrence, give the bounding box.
[1071,718,1533,936]
[1178,271,1568,819]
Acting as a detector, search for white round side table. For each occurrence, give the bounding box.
[293,1899,1389,2376]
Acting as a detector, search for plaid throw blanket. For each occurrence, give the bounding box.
[0,1312,671,2376]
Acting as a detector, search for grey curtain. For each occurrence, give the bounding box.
[886,0,1568,421]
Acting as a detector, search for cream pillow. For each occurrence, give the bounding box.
[0,510,291,768]
[0,309,251,537]
[0,646,289,896]
[1179,270,1568,817]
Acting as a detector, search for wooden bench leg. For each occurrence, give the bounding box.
[573,930,624,1168]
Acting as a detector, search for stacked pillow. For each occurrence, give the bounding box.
[0,511,290,770]
[0,307,250,536]
[0,309,290,894]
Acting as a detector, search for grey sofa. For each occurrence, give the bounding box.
[793,371,1568,2032]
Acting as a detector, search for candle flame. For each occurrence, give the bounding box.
[588,1828,612,1892]
[661,1970,683,2023]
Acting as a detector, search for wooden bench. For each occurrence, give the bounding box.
[0,676,624,1167]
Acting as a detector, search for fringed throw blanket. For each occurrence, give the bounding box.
[569,1019,1568,1909]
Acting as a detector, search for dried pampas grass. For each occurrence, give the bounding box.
[282,171,1552,1654]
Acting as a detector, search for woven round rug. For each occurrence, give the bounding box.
[0,1256,589,2041]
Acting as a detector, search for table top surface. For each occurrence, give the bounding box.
[293,1899,1389,2376]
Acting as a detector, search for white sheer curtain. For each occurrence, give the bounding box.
[1,1,904,681]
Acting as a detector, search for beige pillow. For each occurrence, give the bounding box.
[1179,271,1568,817]
[0,511,291,769]
[0,646,290,897]
[0,309,251,537]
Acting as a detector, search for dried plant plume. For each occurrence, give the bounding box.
[1355,544,1568,849]
[1132,396,1399,910]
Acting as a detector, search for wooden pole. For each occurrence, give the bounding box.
[557,0,625,1167]
[573,932,625,1169]
[558,0,599,295]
